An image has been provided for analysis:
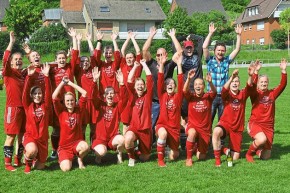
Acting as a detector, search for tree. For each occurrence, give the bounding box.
[270,29,287,49]
[280,8,290,54]
[157,0,171,16]
[163,7,194,37]
[221,0,250,13]
[3,0,57,41]
[29,24,69,43]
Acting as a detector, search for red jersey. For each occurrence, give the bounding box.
[92,84,127,141]
[127,75,153,131]
[53,96,87,147]
[2,50,26,107]
[249,73,287,127]
[94,49,121,95]
[23,76,52,142]
[185,91,216,132]
[156,73,183,129]
[120,54,142,83]
[50,49,79,96]
[219,84,251,132]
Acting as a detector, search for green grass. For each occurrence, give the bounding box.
[1,65,290,192]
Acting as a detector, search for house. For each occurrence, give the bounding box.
[236,0,290,45]
[170,0,227,16]
[43,0,167,40]
[0,0,9,31]
[42,9,63,26]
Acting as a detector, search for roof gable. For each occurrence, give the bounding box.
[43,9,63,21]
[62,11,85,24]
[84,0,166,21]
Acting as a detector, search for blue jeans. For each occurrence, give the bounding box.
[151,102,160,143]
[211,95,224,122]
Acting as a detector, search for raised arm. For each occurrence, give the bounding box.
[68,28,78,50]
[183,69,195,93]
[130,31,140,55]
[273,58,288,99]
[168,28,183,53]
[172,51,183,75]
[111,32,119,52]
[224,69,238,90]
[121,32,131,57]
[76,33,82,57]
[22,65,36,108]
[95,31,104,51]
[86,33,94,56]
[229,24,242,60]
[203,23,216,60]
[127,61,141,83]
[206,72,216,93]
[247,63,255,86]
[41,63,52,107]
[6,31,15,51]
[142,26,157,62]
[140,59,151,76]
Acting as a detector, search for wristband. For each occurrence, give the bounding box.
[62,79,68,85]
[97,40,102,43]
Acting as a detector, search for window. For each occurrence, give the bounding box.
[100,6,110,12]
[252,39,255,44]
[244,24,248,31]
[257,21,264,30]
[246,39,250,45]
[145,8,151,13]
[97,22,113,33]
[259,38,265,45]
[248,6,259,16]
[255,7,259,14]
[249,24,252,30]
[127,23,145,32]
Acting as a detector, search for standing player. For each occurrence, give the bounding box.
[184,70,216,167]
[22,63,51,174]
[52,77,89,172]
[212,67,254,167]
[124,60,153,166]
[2,31,26,171]
[246,59,287,162]
[120,31,142,135]
[155,51,183,167]
[203,22,242,122]
[91,68,127,164]
[93,31,121,96]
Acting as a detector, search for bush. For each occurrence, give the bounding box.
[28,40,69,55]
[0,32,23,57]
[270,29,287,49]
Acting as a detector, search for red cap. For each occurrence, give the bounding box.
[183,40,194,48]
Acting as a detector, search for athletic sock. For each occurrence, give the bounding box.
[126,147,136,160]
[256,149,262,158]
[214,150,221,167]
[157,143,166,167]
[222,147,230,155]
[4,146,16,171]
[246,142,257,162]
[51,135,60,151]
[14,143,24,167]
[186,140,194,160]
[24,157,33,174]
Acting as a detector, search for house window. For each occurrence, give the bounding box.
[97,22,113,33]
[252,39,255,44]
[145,8,151,13]
[255,7,259,14]
[259,38,265,45]
[249,24,252,30]
[257,21,264,30]
[100,6,110,12]
[248,8,252,16]
[246,39,250,44]
[127,23,145,32]
[244,24,248,31]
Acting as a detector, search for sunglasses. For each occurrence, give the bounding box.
[156,54,163,57]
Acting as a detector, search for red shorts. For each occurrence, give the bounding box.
[120,104,132,124]
[82,100,94,125]
[4,106,26,135]
[248,121,273,150]
[128,128,152,155]
[156,125,180,151]
[23,135,48,163]
[218,124,243,153]
[186,127,210,154]
[58,140,84,163]
[91,135,118,150]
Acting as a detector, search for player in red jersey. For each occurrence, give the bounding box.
[124,59,153,167]
[2,32,26,171]
[246,59,287,162]
[22,63,51,174]
[212,66,255,167]
[155,51,183,167]
[52,77,89,172]
[120,31,142,135]
[91,67,127,164]
[184,70,216,167]
[93,31,121,96]
[49,28,79,158]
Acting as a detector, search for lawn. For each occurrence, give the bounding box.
[1,65,290,192]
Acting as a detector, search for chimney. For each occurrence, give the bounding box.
[60,0,83,11]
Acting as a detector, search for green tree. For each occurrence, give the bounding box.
[163,7,194,37]
[4,0,49,41]
[280,8,290,53]
[157,0,171,16]
[29,24,69,43]
[221,0,250,13]
[270,29,287,49]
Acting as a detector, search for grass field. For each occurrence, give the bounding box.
[1,65,290,193]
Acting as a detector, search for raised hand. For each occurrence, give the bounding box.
[209,22,217,34]
[86,33,92,41]
[172,51,182,65]
[62,76,70,85]
[67,47,72,58]
[280,58,287,71]
[92,67,100,82]
[232,69,239,77]
[41,62,50,77]
[206,72,212,82]
[188,69,196,79]
[27,65,36,76]
[116,70,124,84]
[167,28,176,38]
[76,33,83,41]
[248,63,255,76]
[254,59,262,72]
[111,32,119,41]
[68,28,77,37]
[134,60,141,67]
[149,26,157,37]
[10,31,16,44]
[128,31,137,39]
[22,43,31,54]
[235,24,243,35]
[96,31,104,40]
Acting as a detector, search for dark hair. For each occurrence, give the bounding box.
[135,77,145,84]
[104,86,115,96]
[55,50,67,59]
[165,78,176,87]
[104,46,113,52]
[80,56,90,62]
[30,86,42,98]
[214,42,226,51]
[10,52,22,60]
[125,52,136,58]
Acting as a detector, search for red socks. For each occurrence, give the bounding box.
[4,157,16,172]
[126,147,136,160]
[24,158,33,174]
[157,144,166,167]
[186,140,194,160]
[246,142,258,162]
[214,150,221,167]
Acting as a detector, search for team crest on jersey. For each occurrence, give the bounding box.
[104,107,113,121]
[34,107,44,119]
[259,96,272,107]
[135,99,144,109]
[231,99,241,111]
[66,116,76,128]
[85,71,93,79]
[104,66,114,77]
[193,100,208,112]
[166,99,176,110]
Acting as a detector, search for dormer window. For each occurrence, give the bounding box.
[100,6,110,12]
[248,6,259,17]
[145,8,151,13]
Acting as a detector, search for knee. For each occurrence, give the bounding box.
[157,129,167,139]
[60,162,72,172]
[25,149,37,158]
[256,135,267,146]
[94,146,107,157]
[169,150,179,161]
[212,127,223,138]
[139,154,150,162]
